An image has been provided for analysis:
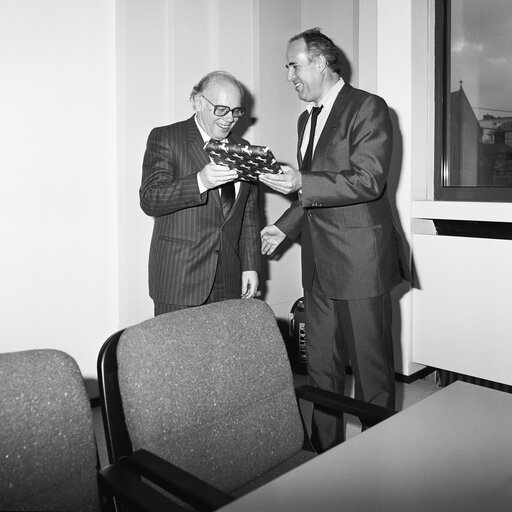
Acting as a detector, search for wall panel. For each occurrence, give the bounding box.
[117,0,170,327]
[0,0,118,378]
[412,234,512,386]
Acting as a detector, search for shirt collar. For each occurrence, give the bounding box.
[194,115,211,143]
[307,78,344,112]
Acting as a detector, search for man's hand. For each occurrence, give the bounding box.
[241,270,258,299]
[258,165,302,194]
[199,163,239,189]
[260,225,286,256]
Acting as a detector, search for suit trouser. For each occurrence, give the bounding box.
[304,270,395,453]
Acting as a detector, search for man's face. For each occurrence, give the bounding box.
[195,80,242,140]
[285,39,322,103]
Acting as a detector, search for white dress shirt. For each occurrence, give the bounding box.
[300,78,344,159]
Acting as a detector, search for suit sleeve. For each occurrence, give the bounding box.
[301,94,393,208]
[238,182,261,272]
[140,127,206,217]
[273,197,305,242]
[271,113,308,241]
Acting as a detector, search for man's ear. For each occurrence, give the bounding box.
[315,55,328,73]
[192,95,201,112]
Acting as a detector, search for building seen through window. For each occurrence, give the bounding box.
[450,82,512,187]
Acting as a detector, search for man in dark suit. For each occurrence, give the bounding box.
[141,71,260,316]
[260,29,410,453]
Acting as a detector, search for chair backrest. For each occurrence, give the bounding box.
[101,298,304,493]
[97,328,133,464]
[0,349,101,512]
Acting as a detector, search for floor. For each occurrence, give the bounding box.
[294,371,441,440]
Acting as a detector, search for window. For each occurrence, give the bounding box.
[435,0,512,201]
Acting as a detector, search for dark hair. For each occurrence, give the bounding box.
[289,28,343,76]
[190,71,244,101]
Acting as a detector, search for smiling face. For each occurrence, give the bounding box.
[286,38,324,104]
[194,78,243,140]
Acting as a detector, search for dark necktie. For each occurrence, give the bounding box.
[302,105,323,172]
[220,181,235,217]
[209,138,235,217]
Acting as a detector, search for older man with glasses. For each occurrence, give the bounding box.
[140,70,260,315]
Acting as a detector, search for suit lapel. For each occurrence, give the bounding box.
[313,83,352,161]
[297,83,353,170]
[186,116,210,168]
[297,110,309,167]
[185,116,223,212]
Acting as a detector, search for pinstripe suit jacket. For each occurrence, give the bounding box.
[276,84,410,300]
[140,116,260,306]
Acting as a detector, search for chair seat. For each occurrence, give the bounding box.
[232,449,316,498]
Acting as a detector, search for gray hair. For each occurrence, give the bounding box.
[190,71,244,101]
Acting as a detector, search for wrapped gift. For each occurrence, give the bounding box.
[204,140,282,182]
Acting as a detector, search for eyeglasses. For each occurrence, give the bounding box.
[201,95,246,118]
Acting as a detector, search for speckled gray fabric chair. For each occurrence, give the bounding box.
[0,349,190,512]
[98,298,395,510]
[0,349,102,512]
[99,299,314,502]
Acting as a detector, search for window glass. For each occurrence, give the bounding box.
[436,0,512,200]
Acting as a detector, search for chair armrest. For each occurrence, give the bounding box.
[295,384,397,426]
[119,449,235,512]
[98,463,188,512]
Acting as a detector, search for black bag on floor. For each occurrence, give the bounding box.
[286,297,308,375]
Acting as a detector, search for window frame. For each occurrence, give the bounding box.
[434,0,512,202]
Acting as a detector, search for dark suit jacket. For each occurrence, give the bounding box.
[276,83,410,300]
[140,116,260,306]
